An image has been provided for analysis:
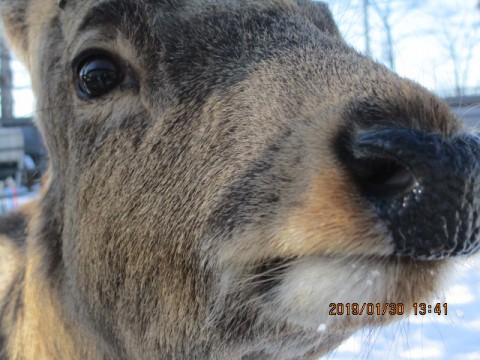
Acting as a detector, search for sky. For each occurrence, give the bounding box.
[326,0,480,97]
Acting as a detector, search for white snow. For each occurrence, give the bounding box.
[317,323,327,332]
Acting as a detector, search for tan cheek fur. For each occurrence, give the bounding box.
[7,252,77,360]
[0,203,93,360]
[275,169,392,258]
[216,167,391,266]
[0,236,21,303]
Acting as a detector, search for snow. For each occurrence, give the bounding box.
[322,259,480,360]
[318,323,327,332]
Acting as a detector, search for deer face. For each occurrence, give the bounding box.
[1,0,478,358]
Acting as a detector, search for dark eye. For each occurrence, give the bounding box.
[76,54,123,98]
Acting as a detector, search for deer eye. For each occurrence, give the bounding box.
[75,52,123,99]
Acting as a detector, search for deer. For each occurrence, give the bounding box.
[0,0,479,359]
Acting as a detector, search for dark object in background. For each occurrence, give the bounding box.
[0,119,47,188]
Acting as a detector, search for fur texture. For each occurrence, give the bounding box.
[0,1,477,359]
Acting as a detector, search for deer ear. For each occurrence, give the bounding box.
[1,0,31,63]
[295,0,343,40]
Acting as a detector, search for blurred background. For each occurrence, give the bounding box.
[328,0,480,98]
[0,1,479,359]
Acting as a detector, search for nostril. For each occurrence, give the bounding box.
[336,129,422,199]
[354,157,417,198]
[336,128,480,258]
[379,163,414,188]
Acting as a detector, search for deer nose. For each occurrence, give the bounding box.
[349,128,480,259]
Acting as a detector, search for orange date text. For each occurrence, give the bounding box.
[329,303,405,316]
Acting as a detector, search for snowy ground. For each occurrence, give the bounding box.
[323,259,480,360]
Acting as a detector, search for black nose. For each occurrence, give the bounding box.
[349,128,480,259]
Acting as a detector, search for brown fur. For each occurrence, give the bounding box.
[0,0,474,359]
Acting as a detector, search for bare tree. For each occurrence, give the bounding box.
[327,0,420,71]
[431,0,480,96]
[368,0,420,71]
[369,0,394,69]
[363,0,371,56]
